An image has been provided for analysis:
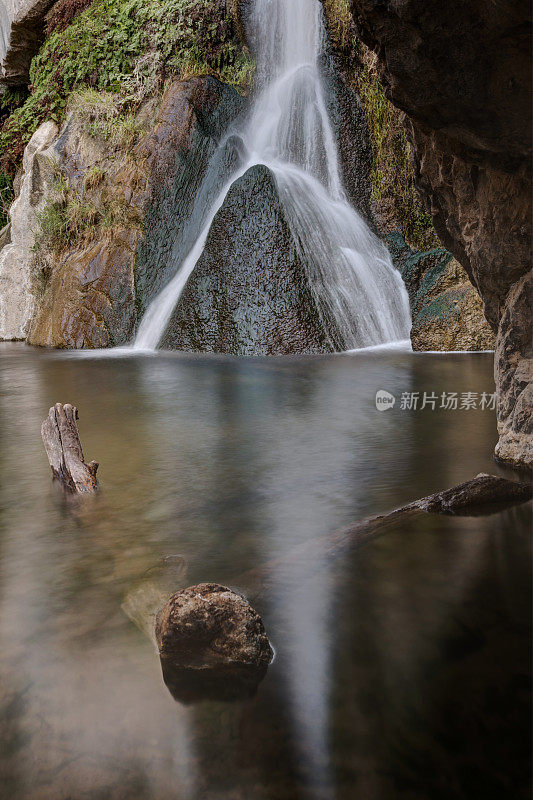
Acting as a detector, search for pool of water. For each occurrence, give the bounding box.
[0,344,530,799]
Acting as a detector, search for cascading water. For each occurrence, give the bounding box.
[134,0,411,352]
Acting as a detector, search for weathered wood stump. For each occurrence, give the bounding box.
[41,403,98,494]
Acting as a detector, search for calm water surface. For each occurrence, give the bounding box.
[0,344,530,800]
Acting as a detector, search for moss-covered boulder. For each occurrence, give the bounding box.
[160,165,335,354]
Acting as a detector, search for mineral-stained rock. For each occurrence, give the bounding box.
[388,233,495,352]
[26,110,143,348]
[0,119,57,340]
[156,583,273,703]
[28,229,139,348]
[347,0,532,465]
[161,165,334,355]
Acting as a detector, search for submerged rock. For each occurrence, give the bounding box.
[161,165,335,354]
[156,583,273,703]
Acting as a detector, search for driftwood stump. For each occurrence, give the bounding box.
[41,403,98,494]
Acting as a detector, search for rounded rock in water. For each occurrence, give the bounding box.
[156,583,273,703]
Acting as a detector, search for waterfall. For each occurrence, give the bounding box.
[134,0,411,352]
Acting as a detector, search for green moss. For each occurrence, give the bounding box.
[354,56,438,249]
[0,0,253,176]
[322,0,354,56]
[320,0,438,250]
[415,288,469,325]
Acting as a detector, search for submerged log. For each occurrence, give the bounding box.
[416,472,532,514]
[242,473,532,597]
[41,403,98,494]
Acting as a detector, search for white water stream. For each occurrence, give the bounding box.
[134,0,411,352]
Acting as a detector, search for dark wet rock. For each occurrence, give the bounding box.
[320,48,373,223]
[135,76,247,316]
[156,583,273,703]
[418,473,532,515]
[161,165,334,355]
[388,232,494,352]
[320,3,494,353]
[347,0,532,465]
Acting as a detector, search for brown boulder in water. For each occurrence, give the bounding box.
[156,583,273,703]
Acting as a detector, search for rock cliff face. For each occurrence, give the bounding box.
[134,77,246,318]
[27,77,245,348]
[320,3,494,354]
[388,234,494,352]
[0,0,54,85]
[347,0,532,466]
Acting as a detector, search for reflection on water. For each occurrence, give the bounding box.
[0,344,530,799]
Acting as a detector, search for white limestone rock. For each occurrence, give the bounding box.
[0,120,58,340]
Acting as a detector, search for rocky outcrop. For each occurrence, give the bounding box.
[29,230,139,348]
[161,165,334,354]
[0,119,57,340]
[134,76,246,316]
[388,233,495,352]
[347,0,532,466]
[156,583,273,703]
[494,272,533,468]
[26,76,245,348]
[0,0,55,85]
[27,109,143,348]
